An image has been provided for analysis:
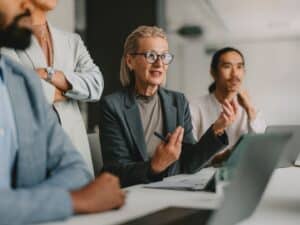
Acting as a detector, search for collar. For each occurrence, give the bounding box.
[0,56,5,81]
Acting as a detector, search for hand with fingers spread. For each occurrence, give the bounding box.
[71,173,126,214]
[150,126,184,174]
[238,89,256,121]
[213,99,238,135]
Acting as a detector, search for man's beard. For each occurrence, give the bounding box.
[0,10,32,50]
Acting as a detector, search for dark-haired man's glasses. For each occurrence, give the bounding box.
[131,51,174,65]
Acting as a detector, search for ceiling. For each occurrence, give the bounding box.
[166,0,300,43]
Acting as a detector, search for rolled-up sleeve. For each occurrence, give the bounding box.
[64,34,104,102]
[248,110,267,133]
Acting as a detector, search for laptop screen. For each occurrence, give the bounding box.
[266,125,300,167]
[208,133,291,225]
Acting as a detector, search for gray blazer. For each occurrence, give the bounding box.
[0,56,92,224]
[99,88,228,187]
[1,23,104,174]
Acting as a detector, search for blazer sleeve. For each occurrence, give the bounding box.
[63,34,104,102]
[99,98,163,187]
[180,94,229,173]
[0,103,93,225]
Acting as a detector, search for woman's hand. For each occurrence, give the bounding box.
[151,127,184,174]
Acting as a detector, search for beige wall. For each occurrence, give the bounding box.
[167,36,300,126]
[47,0,75,32]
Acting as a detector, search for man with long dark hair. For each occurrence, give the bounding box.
[190,47,266,149]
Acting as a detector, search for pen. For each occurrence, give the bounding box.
[154,131,168,142]
[154,131,189,145]
[154,132,213,171]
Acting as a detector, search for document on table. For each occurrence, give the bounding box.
[144,167,217,191]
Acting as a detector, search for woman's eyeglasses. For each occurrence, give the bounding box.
[130,51,174,65]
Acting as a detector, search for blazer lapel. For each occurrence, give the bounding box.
[159,88,177,134]
[16,32,55,104]
[21,22,56,68]
[123,90,148,161]
[47,23,59,69]
[22,36,47,68]
[158,88,180,176]
[3,66,39,187]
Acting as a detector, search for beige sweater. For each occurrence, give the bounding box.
[189,94,266,149]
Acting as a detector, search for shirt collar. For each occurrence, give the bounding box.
[0,56,5,81]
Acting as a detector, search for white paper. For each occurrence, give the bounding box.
[144,167,217,191]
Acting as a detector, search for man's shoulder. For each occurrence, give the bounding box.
[2,55,38,81]
[189,94,211,105]
[3,55,28,74]
[2,55,45,105]
[0,47,18,61]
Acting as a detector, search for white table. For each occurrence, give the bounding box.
[42,167,300,225]
[239,167,300,225]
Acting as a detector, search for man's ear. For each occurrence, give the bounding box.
[210,69,217,80]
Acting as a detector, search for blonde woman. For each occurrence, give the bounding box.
[99,26,237,187]
[2,0,104,174]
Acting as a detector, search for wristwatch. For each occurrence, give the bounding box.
[45,67,55,83]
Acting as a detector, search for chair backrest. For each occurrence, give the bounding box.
[88,133,103,176]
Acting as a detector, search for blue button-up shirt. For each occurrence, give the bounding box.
[0,58,18,189]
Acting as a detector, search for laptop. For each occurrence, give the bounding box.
[266,125,300,167]
[118,133,292,225]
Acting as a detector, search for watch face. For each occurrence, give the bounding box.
[46,67,55,75]
[46,67,55,82]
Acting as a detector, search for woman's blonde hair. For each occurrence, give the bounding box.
[120,25,168,87]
